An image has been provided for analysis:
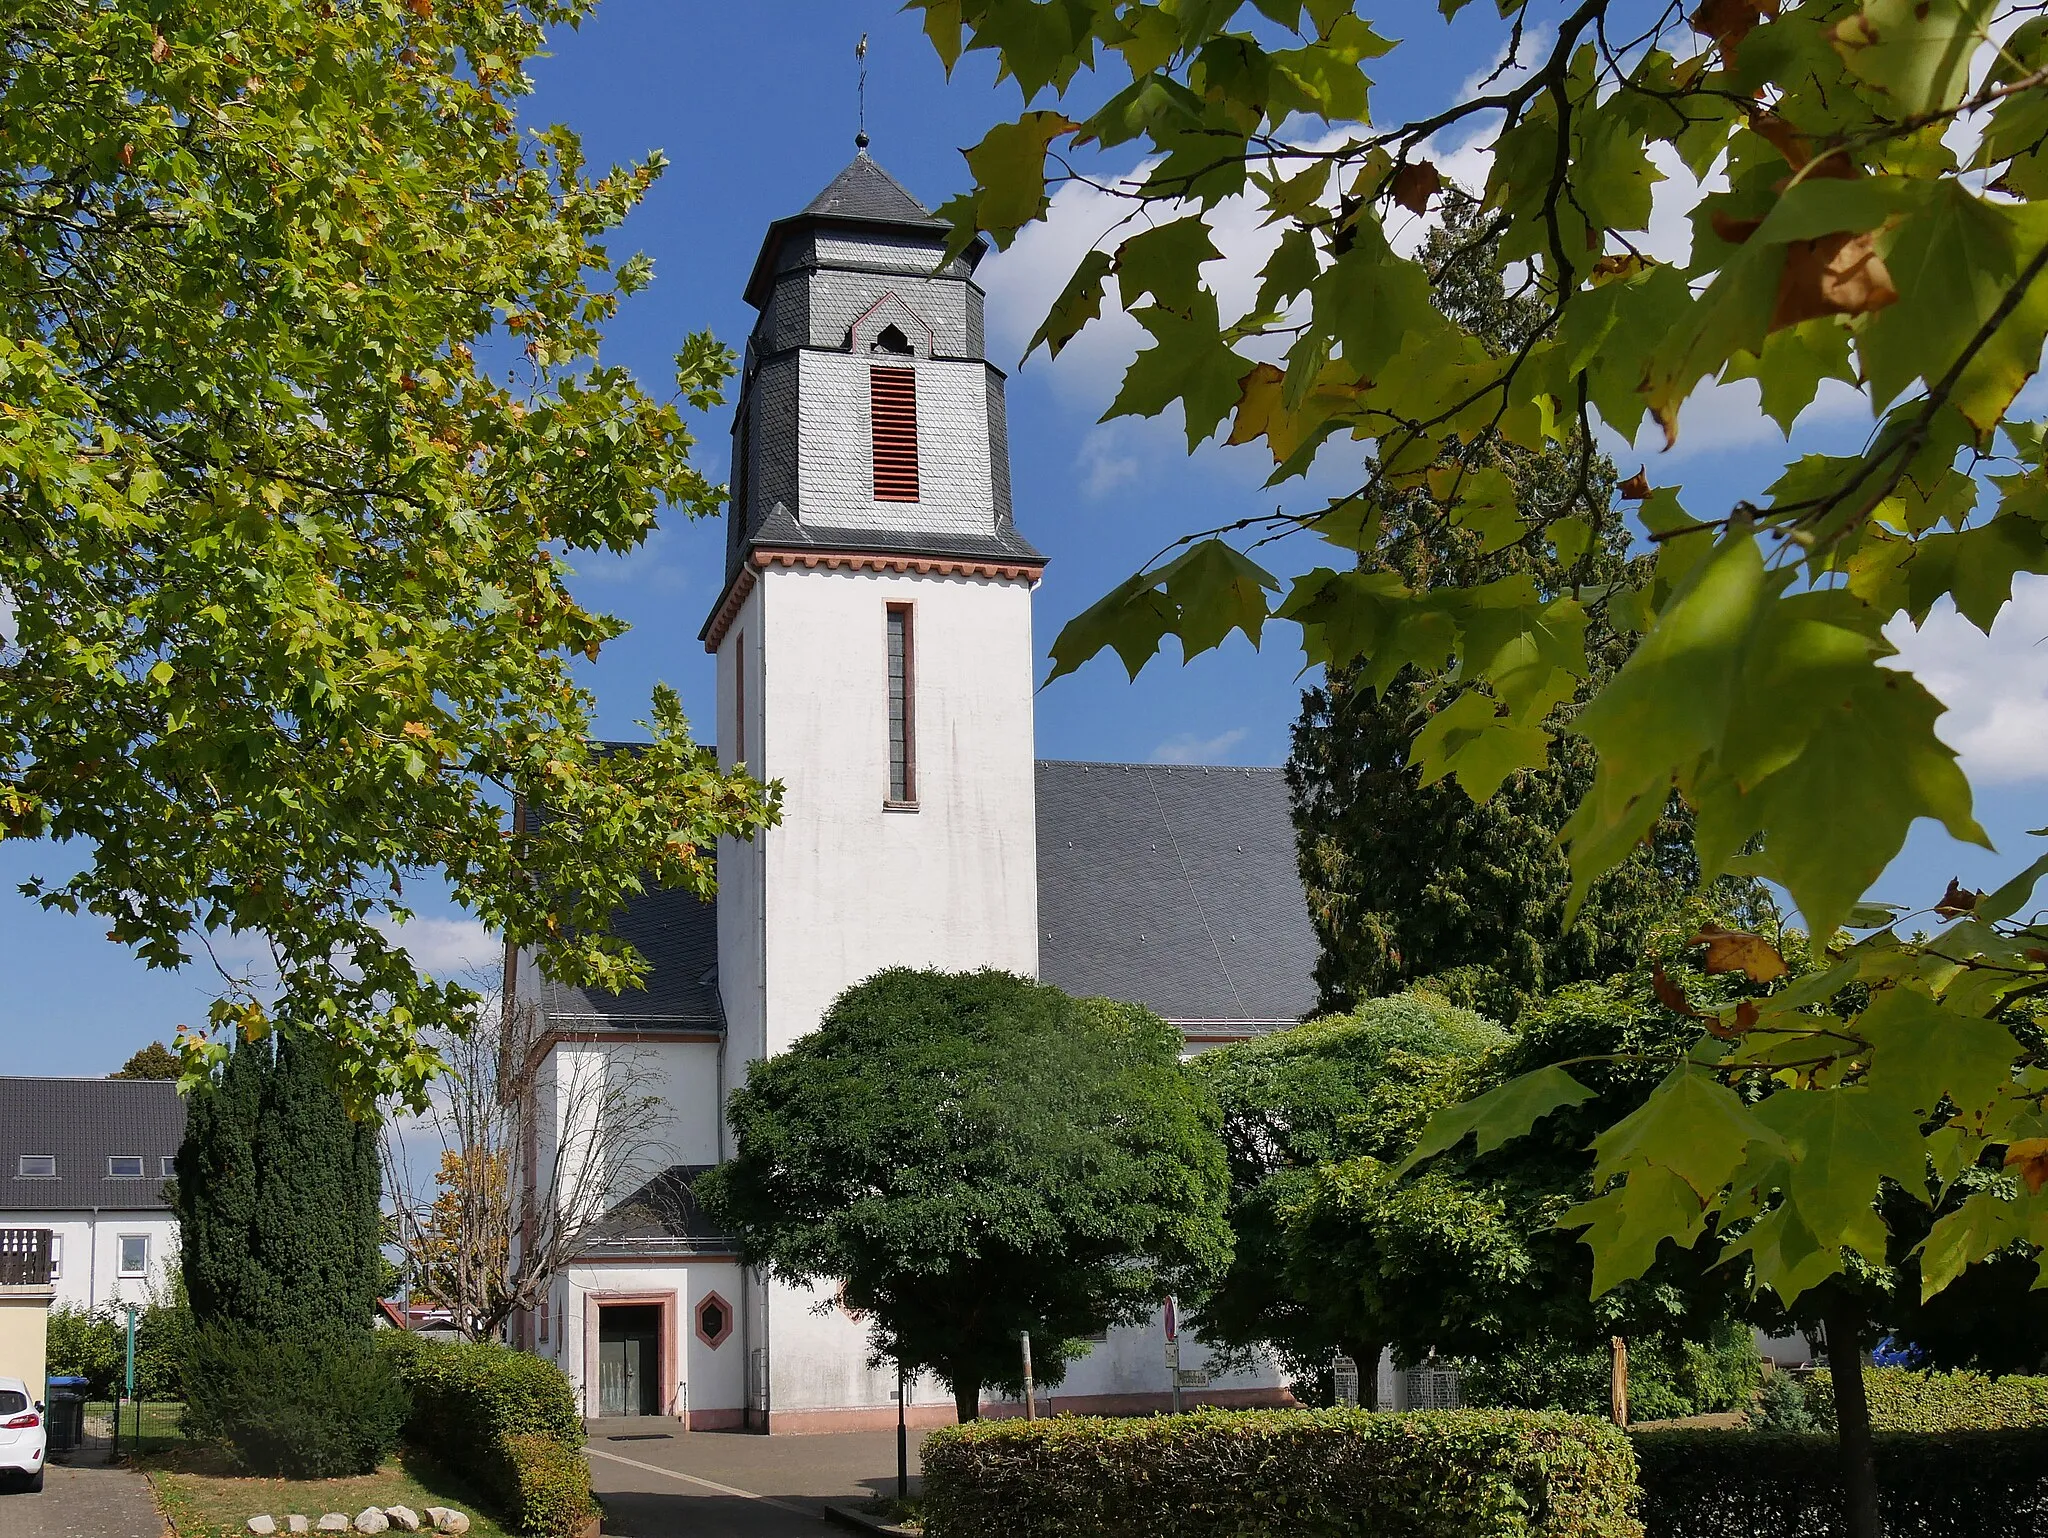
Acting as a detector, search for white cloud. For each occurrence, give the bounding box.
[378,915,499,977]
[1151,726,1251,764]
[1889,575,2048,784]
[1078,423,1145,497]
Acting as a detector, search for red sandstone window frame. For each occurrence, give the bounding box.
[695,1291,735,1350]
[886,603,916,807]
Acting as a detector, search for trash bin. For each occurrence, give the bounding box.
[44,1376,86,1455]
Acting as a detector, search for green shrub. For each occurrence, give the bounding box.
[920,1407,1642,1538]
[1746,1369,1818,1433]
[181,1324,408,1477]
[46,1306,122,1398]
[1631,1427,2048,1537]
[383,1335,589,1536]
[502,1435,598,1538]
[1799,1366,2048,1433]
[47,1295,190,1400]
[1459,1323,1760,1422]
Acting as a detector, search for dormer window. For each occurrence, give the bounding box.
[871,323,914,356]
[870,367,919,503]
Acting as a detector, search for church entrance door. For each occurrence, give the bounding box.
[597,1304,663,1417]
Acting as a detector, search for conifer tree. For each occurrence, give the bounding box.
[176,1032,398,1475]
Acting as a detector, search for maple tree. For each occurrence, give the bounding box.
[0,0,777,1109]
[918,1,2048,1526]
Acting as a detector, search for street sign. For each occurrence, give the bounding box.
[1165,1335,1181,1369]
[1175,1370,1211,1389]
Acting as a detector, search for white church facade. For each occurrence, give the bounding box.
[504,151,1322,1432]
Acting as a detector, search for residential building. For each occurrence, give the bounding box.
[0,1078,184,1312]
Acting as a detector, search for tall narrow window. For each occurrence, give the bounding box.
[886,605,916,805]
[870,366,919,502]
[735,632,747,764]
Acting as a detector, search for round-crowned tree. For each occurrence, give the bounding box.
[700,968,1231,1421]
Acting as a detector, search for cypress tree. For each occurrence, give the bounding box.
[178,1032,380,1342]
[176,1031,401,1475]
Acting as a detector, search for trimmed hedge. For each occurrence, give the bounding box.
[1801,1366,2048,1432]
[920,1408,1642,1538]
[1632,1427,2048,1537]
[380,1333,593,1537]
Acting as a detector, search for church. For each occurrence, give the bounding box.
[504,149,1322,1431]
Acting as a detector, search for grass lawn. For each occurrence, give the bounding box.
[144,1446,514,1538]
[86,1399,190,1455]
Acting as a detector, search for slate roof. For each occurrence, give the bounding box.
[0,1077,185,1212]
[1036,761,1318,1033]
[800,152,947,228]
[743,151,984,307]
[535,882,723,1030]
[745,502,1044,569]
[531,760,1318,1039]
[584,1165,735,1252]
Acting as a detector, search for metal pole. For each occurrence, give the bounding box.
[896,1362,908,1501]
[125,1303,139,1454]
[1019,1332,1035,1421]
[1165,1298,1182,1415]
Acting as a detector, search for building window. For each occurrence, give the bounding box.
[117,1235,149,1277]
[16,1155,54,1179]
[870,366,918,502]
[735,631,747,764]
[886,604,916,806]
[160,1156,176,1178]
[48,1235,61,1280]
[696,1292,734,1350]
[108,1156,144,1178]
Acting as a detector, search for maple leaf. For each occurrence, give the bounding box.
[1389,161,1442,215]
[1690,923,1790,982]
[1619,468,1652,500]
[1770,232,1899,331]
[1652,963,1700,1017]
[1936,878,1982,916]
[2005,1137,2048,1193]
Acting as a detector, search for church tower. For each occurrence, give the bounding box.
[703,149,1044,1071]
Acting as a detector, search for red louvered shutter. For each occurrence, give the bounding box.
[870,366,919,502]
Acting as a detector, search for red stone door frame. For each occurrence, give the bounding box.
[585,1290,679,1418]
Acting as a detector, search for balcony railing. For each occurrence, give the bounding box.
[0,1228,53,1287]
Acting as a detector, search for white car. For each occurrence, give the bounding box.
[0,1378,45,1492]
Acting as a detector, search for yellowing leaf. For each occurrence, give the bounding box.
[1689,923,1789,981]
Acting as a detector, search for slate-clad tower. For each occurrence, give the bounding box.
[702,149,1044,1081]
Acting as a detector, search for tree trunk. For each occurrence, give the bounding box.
[1823,1299,1881,1538]
[1610,1336,1629,1428]
[1341,1338,1382,1410]
[951,1375,981,1424]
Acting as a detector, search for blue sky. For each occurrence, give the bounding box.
[5,0,2045,1074]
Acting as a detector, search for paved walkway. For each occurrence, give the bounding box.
[0,1461,165,1538]
[584,1421,926,1538]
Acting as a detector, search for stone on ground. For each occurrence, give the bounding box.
[288,1519,311,1535]
[432,1511,469,1535]
[353,1509,389,1534]
[317,1516,351,1533]
[247,1517,277,1535]
[383,1506,421,1532]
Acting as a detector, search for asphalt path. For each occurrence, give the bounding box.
[0,1461,165,1538]
[584,1422,925,1538]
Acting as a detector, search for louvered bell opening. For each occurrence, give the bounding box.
[870,366,919,502]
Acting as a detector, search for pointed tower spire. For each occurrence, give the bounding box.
[855,34,869,151]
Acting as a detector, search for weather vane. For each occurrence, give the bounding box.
[855,34,869,150]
